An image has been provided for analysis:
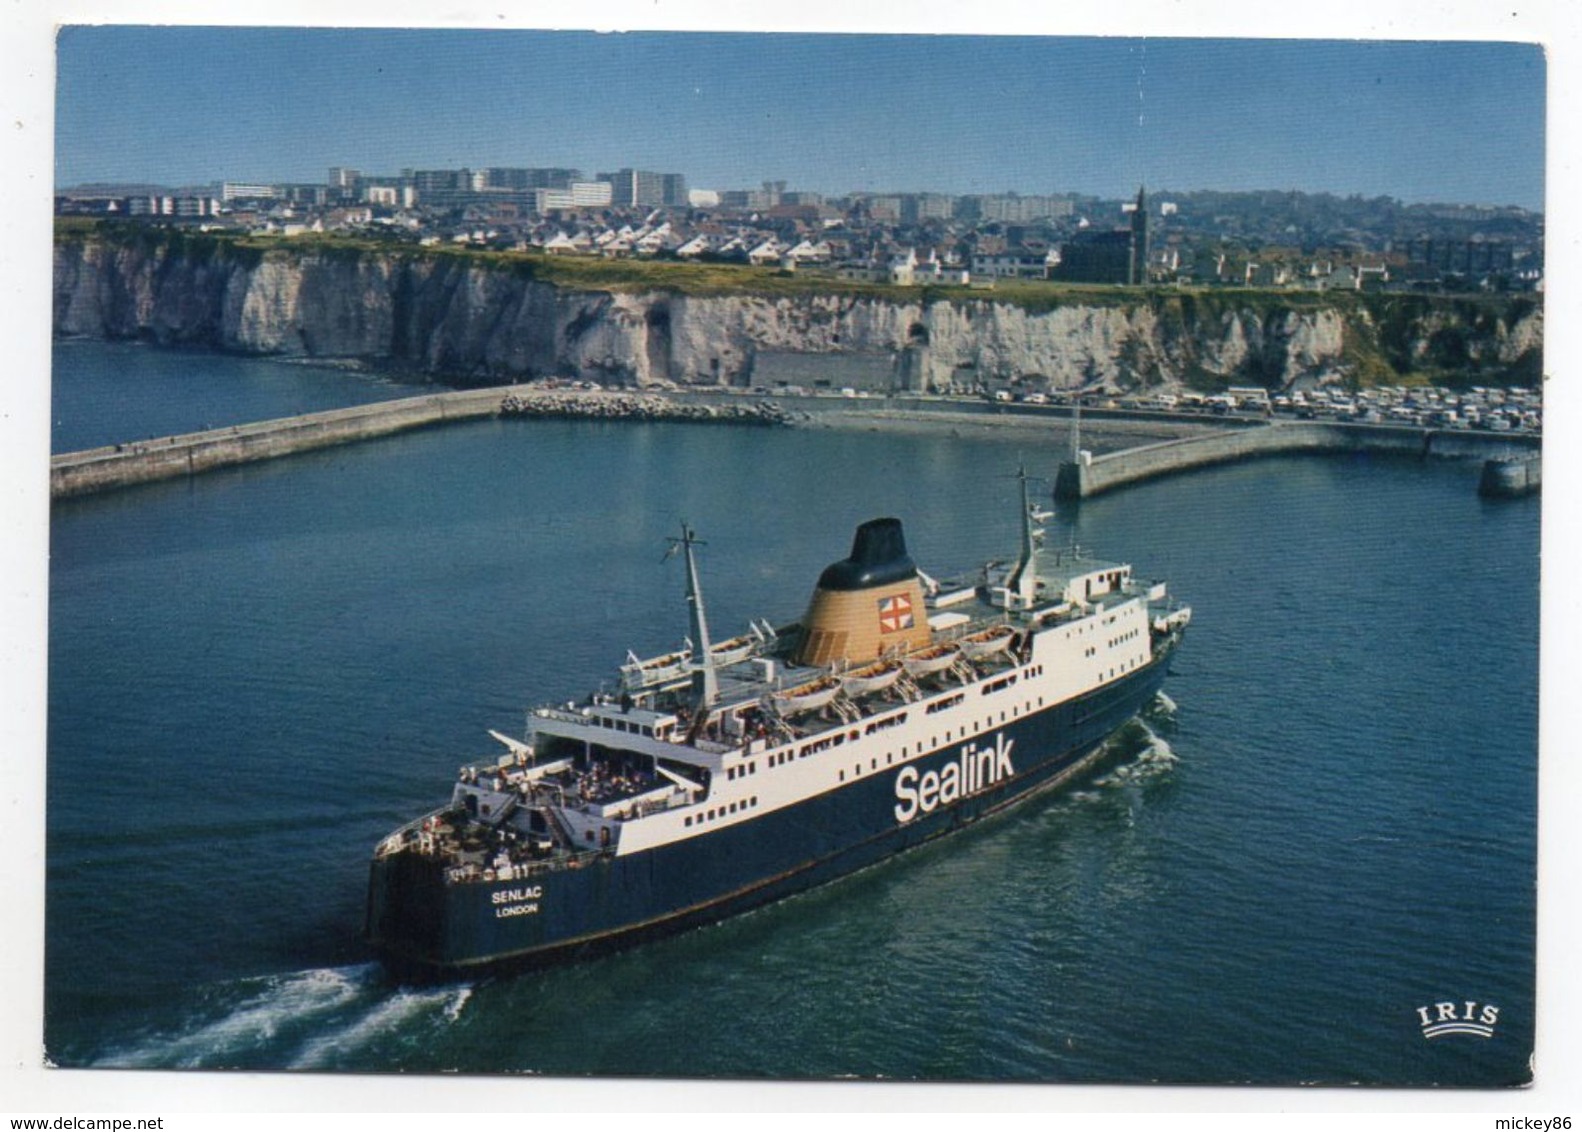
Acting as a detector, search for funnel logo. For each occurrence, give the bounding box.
[878,593,914,633]
[1416,1000,1500,1040]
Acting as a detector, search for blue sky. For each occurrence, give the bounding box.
[55,27,1546,209]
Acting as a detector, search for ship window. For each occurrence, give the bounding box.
[839,770,845,783]
[729,802,737,814]
[585,830,595,842]
[685,816,693,827]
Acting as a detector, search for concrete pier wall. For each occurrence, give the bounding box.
[51,386,512,499]
[1479,454,1543,497]
[1055,422,1540,499]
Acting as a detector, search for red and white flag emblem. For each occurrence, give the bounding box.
[878,593,914,633]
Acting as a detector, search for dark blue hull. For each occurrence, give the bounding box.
[367,640,1177,977]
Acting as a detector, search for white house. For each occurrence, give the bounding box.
[675,235,713,258]
[748,239,784,266]
[785,240,833,265]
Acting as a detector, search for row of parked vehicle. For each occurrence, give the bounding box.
[990,383,1542,434]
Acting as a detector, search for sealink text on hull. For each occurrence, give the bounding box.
[366,472,1191,976]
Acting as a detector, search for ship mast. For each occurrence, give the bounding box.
[669,523,719,711]
[1004,465,1040,607]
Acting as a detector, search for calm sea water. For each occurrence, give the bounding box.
[45,344,1538,1085]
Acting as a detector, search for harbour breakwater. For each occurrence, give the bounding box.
[499,390,792,425]
[1054,420,1541,499]
[51,387,791,499]
[53,229,1542,392]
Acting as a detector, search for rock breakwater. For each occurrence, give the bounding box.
[500,390,792,425]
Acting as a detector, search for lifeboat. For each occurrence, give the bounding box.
[710,628,765,667]
[903,643,961,678]
[773,676,841,715]
[840,659,904,697]
[959,624,1017,661]
[620,646,693,690]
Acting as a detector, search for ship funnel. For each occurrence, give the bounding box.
[796,518,932,666]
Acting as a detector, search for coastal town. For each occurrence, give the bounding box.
[56,162,1544,296]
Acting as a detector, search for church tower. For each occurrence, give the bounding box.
[1129,185,1150,286]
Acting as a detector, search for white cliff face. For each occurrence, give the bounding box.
[1502,308,1544,363]
[1279,309,1348,383]
[226,257,304,352]
[52,237,1541,392]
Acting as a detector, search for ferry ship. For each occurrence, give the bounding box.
[366,473,1191,977]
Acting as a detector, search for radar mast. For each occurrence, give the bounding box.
[668,523,719,711]
[1005,465,1042,607]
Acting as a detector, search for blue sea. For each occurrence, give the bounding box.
[43,343,1539,1086]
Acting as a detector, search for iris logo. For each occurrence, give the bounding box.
[1416,1000,1500,1039]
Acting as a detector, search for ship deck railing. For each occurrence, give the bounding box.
[445,844,613,886]
[374,806,453,859]
[532,703,738,755]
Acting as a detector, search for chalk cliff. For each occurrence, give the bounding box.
[53,232,1543,392]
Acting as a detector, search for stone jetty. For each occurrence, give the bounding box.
[500,390,792,425]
